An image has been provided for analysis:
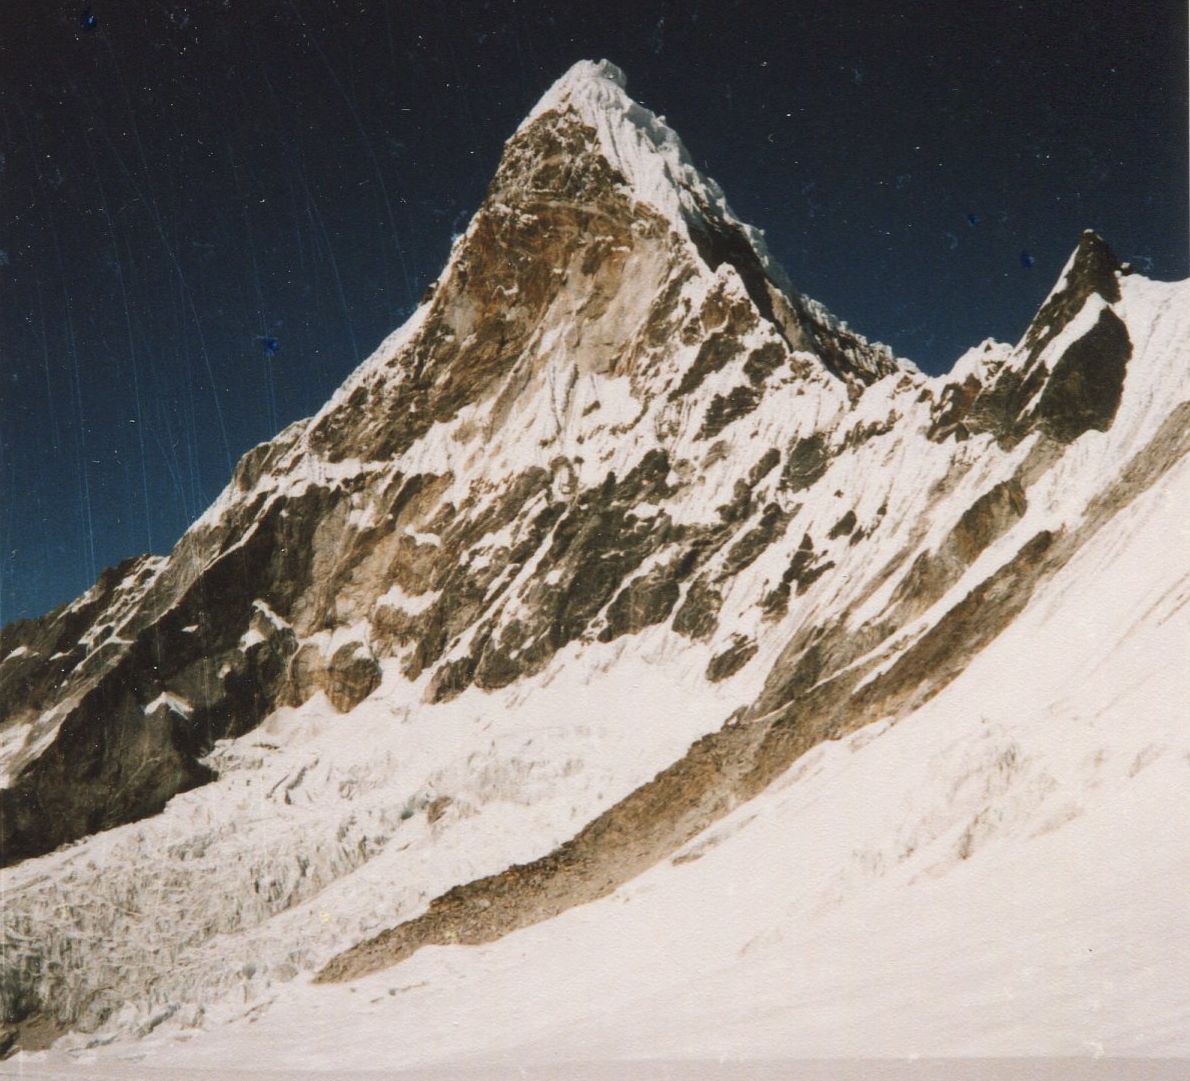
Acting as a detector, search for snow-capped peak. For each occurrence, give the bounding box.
[521,59,776,271]
[512,60,907,385]
[523,58,630,119]
[520,59,696,203]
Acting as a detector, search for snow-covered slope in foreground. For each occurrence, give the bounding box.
[14,382,1190,1075]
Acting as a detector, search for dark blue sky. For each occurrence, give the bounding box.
[1,0,1186,625]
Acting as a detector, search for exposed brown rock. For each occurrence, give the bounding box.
[1,56,1175,1048]
[720,502,791,577]
[700,384,763,438]
[890,477,1029,621]
[325,643,383,713]
[779,432,830,492]
[928,235,1129,450]
[1023,231,1122,363]
[0,1012,65,1059]
[743,342,786,385]
[706,634,758,683]
[599,567,682,642]
[672,577,723,641]
[669,328,746,400]
[828,509,858,539]
[1031,307,1131,443]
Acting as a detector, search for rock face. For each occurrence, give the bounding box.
[2,60,1188,1044]
[928,231,1133,448]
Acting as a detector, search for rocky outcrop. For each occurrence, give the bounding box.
[927,233,1132,448]
[1032,307,1131,442]
[287,638,381,714]
[890,478,1029,620]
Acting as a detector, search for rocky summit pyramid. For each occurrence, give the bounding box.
[1,61,1187,1063]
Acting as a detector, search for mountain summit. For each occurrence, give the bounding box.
[1,62,1188,1063]
[518,59,792,305]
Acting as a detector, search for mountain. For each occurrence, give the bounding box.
[1,60,1187,1068]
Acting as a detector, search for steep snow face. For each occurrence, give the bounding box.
[1,59,1187,1061]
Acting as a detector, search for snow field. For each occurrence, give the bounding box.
[103,442,1188,1074]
